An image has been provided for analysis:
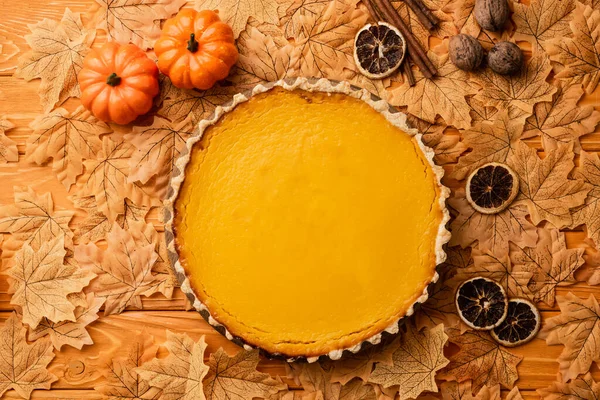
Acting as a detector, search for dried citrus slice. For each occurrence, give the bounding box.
[353,22,406,79]
[466,162,519,214]
[455,277,508,330]
[491,298,540,347]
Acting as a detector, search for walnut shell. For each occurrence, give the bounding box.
[474,0,509,31]
[488,42,523,75]
[449,34,484,71]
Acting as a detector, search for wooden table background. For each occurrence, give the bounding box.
[1,0,600,398]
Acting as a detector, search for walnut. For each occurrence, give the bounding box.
[449,34,484,71]
[474,0,509,32]
[487,42,523,75]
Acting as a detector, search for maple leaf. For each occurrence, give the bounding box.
[279,0,337,38]
[80,136,156,222]
[136,331,208,400]
[439,381,502,400]
[329,341,396,385]
[510,228,585,306]
[157,76,234,124]
[451,111,521,180]
[230,24,300,90]
[290,1,368,80]
[197,0,287,38]
[204,348,287,400]
[522,83,600,151]
[28,293,104,351]
[547,3,600,94]
[26,106,110,190]
[7,236,95,329]
[74,223,158,315]
[339,379,377,400]
[439,328,522,391]
[14,8,94,112]
[540,293,600,382]
[126,117,195,198]
[388,51,478,130]
[513,0,575,52]
[369,324,449,400]
[97,330,161,399]
[508,141,591,228]
[0,34,19,71]
[0,313,57,399]
[72,196,149,244]
[0,186,75,259]
[393,0,457,50]
[472,53,556,119]
[0,117,17,163]
[406,115,466,165]
[467,97,498,124]
[571,151,600,247]
[448,189,537,257]
[92,0,186,49]
[538,372,600,399]
[443,0,480,36]
[456,248,534,300]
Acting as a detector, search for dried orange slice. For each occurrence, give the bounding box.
[456,277,508,330]
[491,298,540,347]
[353,22,406,79]
[466,162,519,214]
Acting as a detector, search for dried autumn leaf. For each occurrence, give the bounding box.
[369,324,449,400]
[75,223,158,315]
[407,115,466,165]
[439,381,501,400]
[28,293,103,351]
[513,0,575,52]
[510,228,585,306]
[451,111,521,180]
[80,136,156,222]
[279,0,338,38]
[14,8,94,112]
[472,53,556,120]
[439,328,522,391]
[197,0,287,38]
[570,151,600,247]
[388,51,478,130]
[456,248,534,300]
[394,0,457,50]
[295,362,341,400]
[506,387,524,400]
[467,97,498,124]
[329,342,396,385]
[8,236,95,329]
[230,24,299,90]
[443,0,480,36]
[97,330,161,399]
[448,189,537,257]
[290,1,368,80]
[540,293,600,382]
[0,117,18,163]
[72,196,149,244]
[204,348,287,400]
[508,141,591,228]
[0,313,57,399]
[157,76,233,124]
[339,379,377,400]
[26,106,110,190]
[0,187,75,259]
[92,0,186,49]
[136,331,208,400]
[547,3,600,94]
[538,373,600,399]
[522,83,600,151]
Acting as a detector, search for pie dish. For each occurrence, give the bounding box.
[164,78,451,361]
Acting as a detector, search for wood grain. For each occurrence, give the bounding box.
[0,0,599,398]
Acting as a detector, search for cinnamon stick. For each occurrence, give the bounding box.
[402,58,417,86]
[404,0,435,30]
[373,0,437,77]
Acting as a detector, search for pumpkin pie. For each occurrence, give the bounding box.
[165,78,451,360]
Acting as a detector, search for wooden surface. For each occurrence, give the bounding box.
[1,0,600,398]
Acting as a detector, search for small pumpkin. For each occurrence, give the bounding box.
[78,42,159,125]
[155,9,238,90]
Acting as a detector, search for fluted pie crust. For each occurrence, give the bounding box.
[164,78,451,361]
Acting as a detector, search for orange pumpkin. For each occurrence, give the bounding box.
[78,42,159,125]
[155,9,238,90]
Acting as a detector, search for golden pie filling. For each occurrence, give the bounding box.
[174,88,443,357]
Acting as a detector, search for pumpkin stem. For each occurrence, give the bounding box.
[106,73,122,87]
[187,33,199,53]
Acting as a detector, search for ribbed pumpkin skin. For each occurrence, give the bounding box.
[79,42,159,125]
[154,9,238,90]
